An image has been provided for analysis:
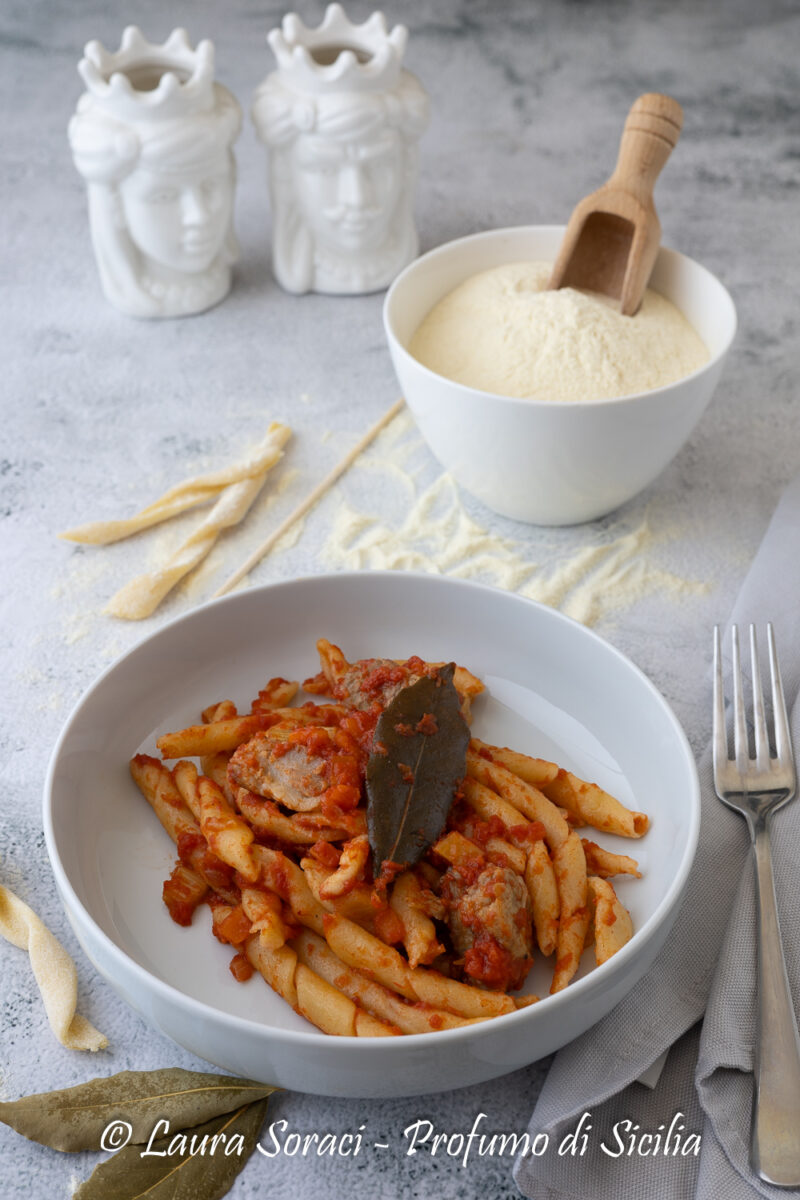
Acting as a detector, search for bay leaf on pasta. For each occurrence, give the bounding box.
[366,662,470,876]
[0,1068,277,1152]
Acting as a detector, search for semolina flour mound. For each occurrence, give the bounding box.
[408,261,709,403]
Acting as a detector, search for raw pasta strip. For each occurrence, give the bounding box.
[60,488,225,545]
[60,422,291,545]
[108,470,279,621]
[0,882,107,1051]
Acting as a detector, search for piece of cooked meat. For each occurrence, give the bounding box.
[338,658,423,711]
[441,863,534,991]
[228,732,328,812]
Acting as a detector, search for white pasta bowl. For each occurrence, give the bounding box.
[44,572,699,1098]
[383,225,736,525]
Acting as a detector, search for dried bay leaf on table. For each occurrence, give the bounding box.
[367,662,470,874]
[73,1098,270,1200]
[0,1068,278,1152]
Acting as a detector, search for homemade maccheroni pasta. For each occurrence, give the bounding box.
[130,640,648,1036]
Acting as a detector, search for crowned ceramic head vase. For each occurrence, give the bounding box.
[68,28,242,319]
[251,4,429,296]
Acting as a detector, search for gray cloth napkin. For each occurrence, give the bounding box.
[514,473,800,1200]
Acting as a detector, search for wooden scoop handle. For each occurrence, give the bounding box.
[610,93,683,205]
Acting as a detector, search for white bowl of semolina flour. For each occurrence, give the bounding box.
[384,226,736,525]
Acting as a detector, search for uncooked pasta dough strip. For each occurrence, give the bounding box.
[213,399,404,597]
[0,882,108,1051]
[60,422,291,545]
[107,474,266,620]
[60,488,223,546]
[106,429,290,620]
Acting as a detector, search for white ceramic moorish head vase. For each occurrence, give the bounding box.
[69,28,242,319]
[252,5,429,296]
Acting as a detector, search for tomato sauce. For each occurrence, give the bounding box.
[416,713,438,736]
[371,859,405,899]
[301,671,331,694]
[309,841,341,870]
[162,867,205,927]
[373,906,405,945]
[463,931,530,992]
[361,663,408,696]
[404,656,439,680]
[509,821,547,843]
[176,828,206,862]
[229,952,254,982]
[215,905,252,946]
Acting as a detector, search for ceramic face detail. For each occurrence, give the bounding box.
[119,151,233,274]
[291,130,402,255]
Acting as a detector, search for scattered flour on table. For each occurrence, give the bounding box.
[50,552,121,647]
[38,442,304,716]
[46,407,706,651]
[271,513,307,555]
[322,470,706,627]
[409,261,709,402]
[322,408,425,485]
[15,664,64,713]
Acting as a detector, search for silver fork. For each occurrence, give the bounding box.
[713,623,800,1186]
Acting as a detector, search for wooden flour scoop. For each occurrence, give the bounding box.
[548,93,683,315]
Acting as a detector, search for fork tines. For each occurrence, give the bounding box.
[713,623,793,776]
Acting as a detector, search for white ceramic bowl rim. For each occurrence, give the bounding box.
[43,570,700,1054]
[383,224,738,409]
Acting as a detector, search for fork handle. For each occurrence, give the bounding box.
[750,812,800,1186]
